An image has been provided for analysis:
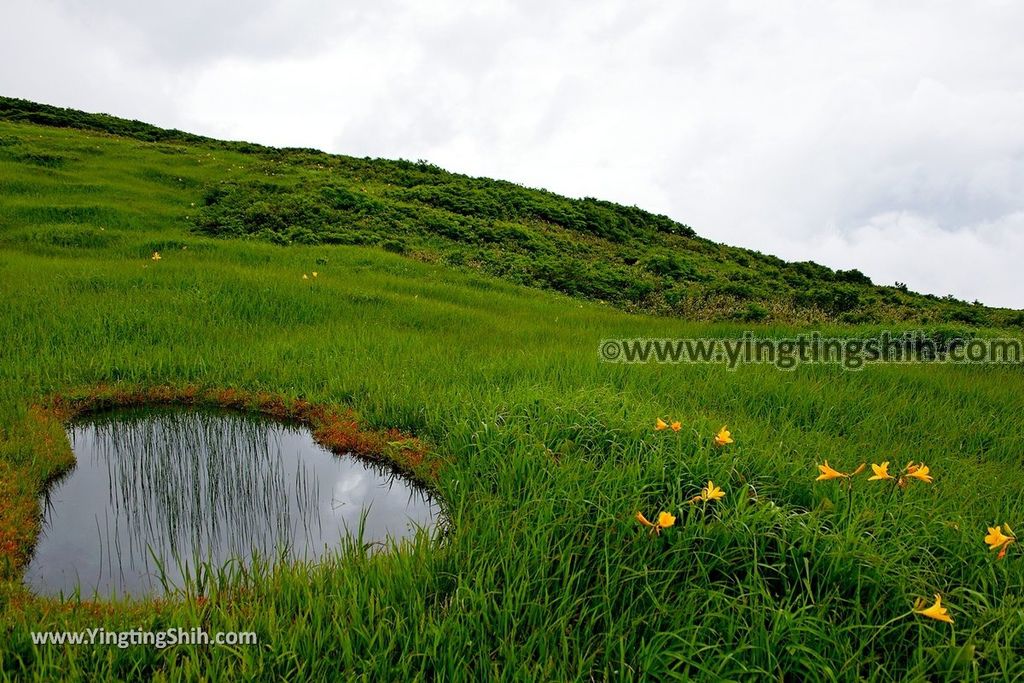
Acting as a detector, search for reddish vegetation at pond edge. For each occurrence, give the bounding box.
[0,385,441,577]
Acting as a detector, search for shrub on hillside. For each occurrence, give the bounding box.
[835,268,872,285]
[794,286,861,315]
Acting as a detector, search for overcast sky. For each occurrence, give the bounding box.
[2,1,1022,307]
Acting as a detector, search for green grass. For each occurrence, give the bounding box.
[5,95,1024,330]
[0,113,1022,681]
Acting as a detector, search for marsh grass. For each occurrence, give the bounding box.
[0,119,1022,680]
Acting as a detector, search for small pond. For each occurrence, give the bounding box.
[24,408,441,599]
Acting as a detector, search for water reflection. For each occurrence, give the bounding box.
[25,408,440,599]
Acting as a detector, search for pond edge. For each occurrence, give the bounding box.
[0,385,444,582]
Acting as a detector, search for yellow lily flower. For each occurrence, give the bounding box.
[702,481,725,502]
[985,525,1016,554]
[815,461,864,481]
[302,273,309,280]
[816,461,844,481]
[312,271,318,278]
[670,421,681,432]
[691,481,726,504]
[636,510,676,534]
[914,594,953,624]
[151,251,161,261]
[713,426,733,447]
[655,418,668,431]
[868,462,894,481]
[905,463,933,484]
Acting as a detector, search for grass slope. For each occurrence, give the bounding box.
[0,108,1022,681]
[3,95,1022,329]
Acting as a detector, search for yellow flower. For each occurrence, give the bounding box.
[691,481,725,504]
[635,511,655,528]
[905,463,933,484]
[670,421,681,432]
[914,594,953,624]
[655,418,668,431]
[312,271,318,278]
[816,461,864,481]
[868,462,894,481]
[302,273,309,280]
[151,251,161,261]
[636,510,675,534]
[702,481,725,502]
[985,525,1016,555]
[713,426,733,447]
[816,461,845,481]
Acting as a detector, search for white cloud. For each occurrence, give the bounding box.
[1,0,1022,307]
[806,211,1024,309]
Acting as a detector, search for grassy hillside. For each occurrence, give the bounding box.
[3,95,1021,329]
[0,101,1023,680]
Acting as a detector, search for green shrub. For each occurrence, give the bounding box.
[795,286,861,314]
[835,268,872,285]
[381,239,407,254]
[710,282,755,300]
[740,303,769,322]
[642,252,696,279]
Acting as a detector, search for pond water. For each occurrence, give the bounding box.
[24,408,441,599]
